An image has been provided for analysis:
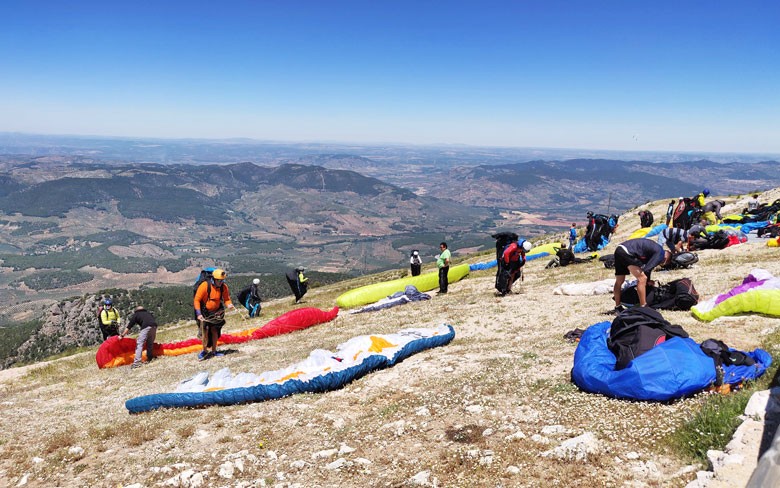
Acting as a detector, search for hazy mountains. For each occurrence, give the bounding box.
[2,146,780,310]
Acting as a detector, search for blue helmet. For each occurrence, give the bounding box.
[104,299,112,306]
[703,188,710,196]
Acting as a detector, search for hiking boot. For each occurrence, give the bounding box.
[197,351,210,361]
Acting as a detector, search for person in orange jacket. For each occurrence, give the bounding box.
[193,268,235,360]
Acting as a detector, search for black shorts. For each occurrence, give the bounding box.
[614,246,644,277]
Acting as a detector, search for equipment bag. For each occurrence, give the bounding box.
[608,307,689,370]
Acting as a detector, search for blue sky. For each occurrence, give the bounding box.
[1,1,778,153]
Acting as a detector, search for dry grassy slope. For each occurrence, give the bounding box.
[1,191,779,488]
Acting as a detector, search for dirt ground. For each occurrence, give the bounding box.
[1,193,779,488]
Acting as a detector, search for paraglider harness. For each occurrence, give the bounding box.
[492,233,527,295]
[672,198,702,230]
[620,277,700,311]
[638,210,654,228]
[237,284,262,318]
[585,214,618,251]
[607,307,689,370]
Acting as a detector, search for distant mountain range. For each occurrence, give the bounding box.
[1,140,779,310]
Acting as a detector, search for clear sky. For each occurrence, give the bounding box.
[1,1,778,153]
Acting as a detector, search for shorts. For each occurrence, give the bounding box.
[614,246,644,277]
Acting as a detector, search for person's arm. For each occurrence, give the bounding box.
[120,315,134,338]
[223,284,234,309]
[193,283,206,321]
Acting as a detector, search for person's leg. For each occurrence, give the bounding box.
[133,329,147,367]
[613,275,626,308]
[439,266,449,293]
[145,326,157,361]
[627,265,648,306]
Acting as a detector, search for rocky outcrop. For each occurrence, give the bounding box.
[4,295,102,368]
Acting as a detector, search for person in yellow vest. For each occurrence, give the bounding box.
[99,298,120,340]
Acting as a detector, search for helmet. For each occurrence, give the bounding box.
[252,278,260,285]
[412,250,419,256]
[521,240,533,252]
[586,211,593,217]
[212,269,226,280]
[104,299,112,306]
[295,266,305,272]
[703,189,710,196]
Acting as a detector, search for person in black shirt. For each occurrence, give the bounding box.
[120,306,158,369]
[612,239,665,312]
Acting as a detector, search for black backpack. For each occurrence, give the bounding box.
[621,278,699,311]
[673,252,698,268]
[669,278,699,310]
[491,232,519,262]
[706,230,731,250]
[639,210,654,228]
[608,307,689,370]
[599,254,616,269]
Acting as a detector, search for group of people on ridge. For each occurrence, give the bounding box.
[97,298,159,369]
[612,188,724,313]
[98,264,311,366]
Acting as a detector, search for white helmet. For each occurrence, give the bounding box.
[522,240,533,252]
[252,278,260,285]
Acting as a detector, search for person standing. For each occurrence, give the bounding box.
[193,268,234,361]
[747,194,760,212]
[286,266,309,303]
[665,199,676,226]
[436,242,451,294]
[410,250,422,276]
[569,224,577,249]
[98,298,120,340]
[120,306,158,369]
[611,238,665,312]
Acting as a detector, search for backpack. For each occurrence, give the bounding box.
[706,230,731,250]
[700,339,756,386]
[672,252,698,269]
[607,307,689,370]
[96,304,105,328]
[491,232,519,262]
[193,267,224,315]
[639,210,654,228]
[669,278,699,310]
[620,278,699,311]
[599,254,615,269]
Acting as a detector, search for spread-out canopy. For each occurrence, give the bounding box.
[96,307,339,368]
[336,264,469,309]
[691,269,780,322]
[126,324,455,413]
